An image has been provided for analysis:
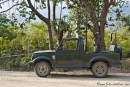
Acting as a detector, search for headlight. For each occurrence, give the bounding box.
[32,55,36,60]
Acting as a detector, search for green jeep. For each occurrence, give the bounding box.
[29,33,122,78]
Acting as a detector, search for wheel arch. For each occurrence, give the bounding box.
[88,56,110,69]
[33,57,53,69]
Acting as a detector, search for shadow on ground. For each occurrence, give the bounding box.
[42,72,130,82]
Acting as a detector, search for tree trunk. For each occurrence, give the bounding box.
[52,1,59,45]
[57,1,64,45]
[79,0,115,52]
[92,21,106,52]
[100,28,106,51]
[57,31,63,45]
[47,23,54,50]
[84,25,88,52]
[52,0,64,46]
[99,4,110,51]
[47,0,53,50]
[52,1,57,36]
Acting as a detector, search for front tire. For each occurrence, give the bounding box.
[91,61,108,78]
[35,61,51,77]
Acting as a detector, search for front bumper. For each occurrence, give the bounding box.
[28,61,34,67]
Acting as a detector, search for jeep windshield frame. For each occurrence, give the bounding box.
[56,38,79,51]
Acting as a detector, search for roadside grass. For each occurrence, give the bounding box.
[120,58,130,70]
[0,54,33,71]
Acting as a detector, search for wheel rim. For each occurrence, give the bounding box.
[96,65,104,74]
[38,64,48,74]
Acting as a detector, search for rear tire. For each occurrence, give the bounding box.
[35,61,51,77]
[91,62,108,78]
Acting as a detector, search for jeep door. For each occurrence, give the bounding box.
[55,39,80,67]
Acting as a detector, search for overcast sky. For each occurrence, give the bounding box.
[0,0,69,22]
[0,0,130,23]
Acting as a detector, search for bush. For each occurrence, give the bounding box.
[3,54,33,71]
[120,58,130,70]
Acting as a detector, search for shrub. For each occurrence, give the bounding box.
[3,54,33,71]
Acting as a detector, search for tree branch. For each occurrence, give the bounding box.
[109,0,115,5]
[0,4,22,13]
[79,0,97,23]
[0,0,9,4]
[52,1,58,36]
[0,1,30,14]
[103,0,108,4]
[103,0,114,7]
[47,0,50,20]
[27,0,48,24]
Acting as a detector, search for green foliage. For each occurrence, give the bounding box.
[120,59,130,70]
[62,40,78,50]
[3,54,33,71]
[0,13,17,28]
[0,21,130,71]
[0,14,10,27]
[117,27,130,58]
[0,20,130,57]
[0,13,18,28]
[0,21,58,57]
[122,14,130,30]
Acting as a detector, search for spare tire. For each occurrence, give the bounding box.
[116,46,122,60]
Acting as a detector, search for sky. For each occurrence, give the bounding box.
[0,0,69,22]
[0,0,130,23]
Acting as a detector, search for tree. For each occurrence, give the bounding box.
[27,0,53,50]
[0,0,54,50]
[52,0,63,45]
[83,0,129,51]
[67,1,91,52]
[0,0,70,49]
[52,0,70,45]
[69,0,129,51]
[1,0,129,51]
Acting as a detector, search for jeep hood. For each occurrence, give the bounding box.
[34,50,55,54]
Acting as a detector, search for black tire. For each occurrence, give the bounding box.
[35,61,51,77]
[91,62,108,78]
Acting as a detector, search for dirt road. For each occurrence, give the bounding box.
[0,71,130,87]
